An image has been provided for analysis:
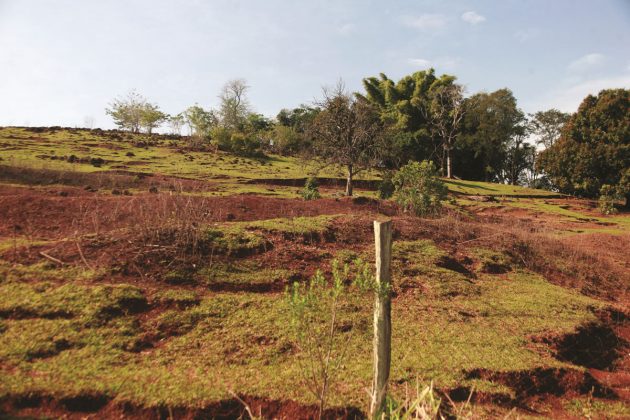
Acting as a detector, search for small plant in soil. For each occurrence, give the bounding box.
[286,258,373,420]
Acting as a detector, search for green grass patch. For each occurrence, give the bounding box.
[564,397,630,419]
[196,261,292,288]
[201,225,269,255]
[444,179,560,197]
[0,271,603,409]
[0,261,104,283]
[152,289,200,308]
[245,214,337,236]
[0,281,146,325]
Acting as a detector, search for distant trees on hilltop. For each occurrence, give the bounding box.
[104,76,629,207]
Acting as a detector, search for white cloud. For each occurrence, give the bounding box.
[514,28,540,42]
[567,53,605,72]
[461,11,486,25]
[527,74,630,113]
[337,23,356,35]
[402,14,448,30]
[408,56,460,72]
[408,58,432,68]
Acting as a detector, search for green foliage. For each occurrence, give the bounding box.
[309,84,385,196]
[598,184,620,215]
[184,104,217,137]
[393,161,448,216]
[455,89,525,182]
[378,171,395,199]
[229,132,262,157]
[530,109,570,149]
[213,128,263,157]
[271,125,304,155]
[106,91,166,134]
[538,89,630,200]
[286,259,374,417]
[202,225,268,255]
[301,177,321,200]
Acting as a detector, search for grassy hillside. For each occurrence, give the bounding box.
[0,127,628,419]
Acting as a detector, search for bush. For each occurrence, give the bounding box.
[598,184,620,215]
[230,132,261,157]
[393,161,448,216]
[301,177,321,200]
[271,125,304,155]
[286,259,373,419]
[212,128,263,157]
[378,171,395,199]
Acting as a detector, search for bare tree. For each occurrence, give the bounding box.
[83,116,95,129]
[427,83,466,179]
[219,79,251,130]
[308,81,385,196]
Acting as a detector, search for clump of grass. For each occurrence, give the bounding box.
[383,382,443,420]
[202,225,268,255]
[470,248,515,274]
[150,298,232,338]
[392,240,478,298]
[0,261,104,283]
[197,262,291,287]
[153,289,200,308]
[245,215,336,237]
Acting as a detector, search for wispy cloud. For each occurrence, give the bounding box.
[514,28,540,42]
[401,14,448,30]
[408,58,432,67]
[567,53,605,72]
[408,56,460,72]
[461,11,486,25]
[337,23,356,35]
[529,73,630,113]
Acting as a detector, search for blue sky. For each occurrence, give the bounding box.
[1,0,629,128]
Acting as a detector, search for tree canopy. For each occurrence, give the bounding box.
[538,88,630,205]
[309,83,385,196]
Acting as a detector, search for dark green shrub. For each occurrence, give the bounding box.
[301,177,321,200]
[598,184,620,215]
[378,171,395,199]
[393,161,448,216]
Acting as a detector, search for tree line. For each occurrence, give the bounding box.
[105,72,629,206]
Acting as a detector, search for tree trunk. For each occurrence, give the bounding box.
[625,191,630,210]
[346,165,353,196]
[446,147,452,179]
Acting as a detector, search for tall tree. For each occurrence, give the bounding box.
[502,118,536,185]
[105,91,146,133]
[168,113,185,135]
[538,89,630,206]
[184,104,217,137]
[426,83,465,178]
[139,103,167,134]
[530,109,571,149]
[360,70,445,167]
[308,82,385,196]
[219,79,250,130]
[454,89,523,181]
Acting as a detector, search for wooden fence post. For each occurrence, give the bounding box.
[370,219,392,419]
